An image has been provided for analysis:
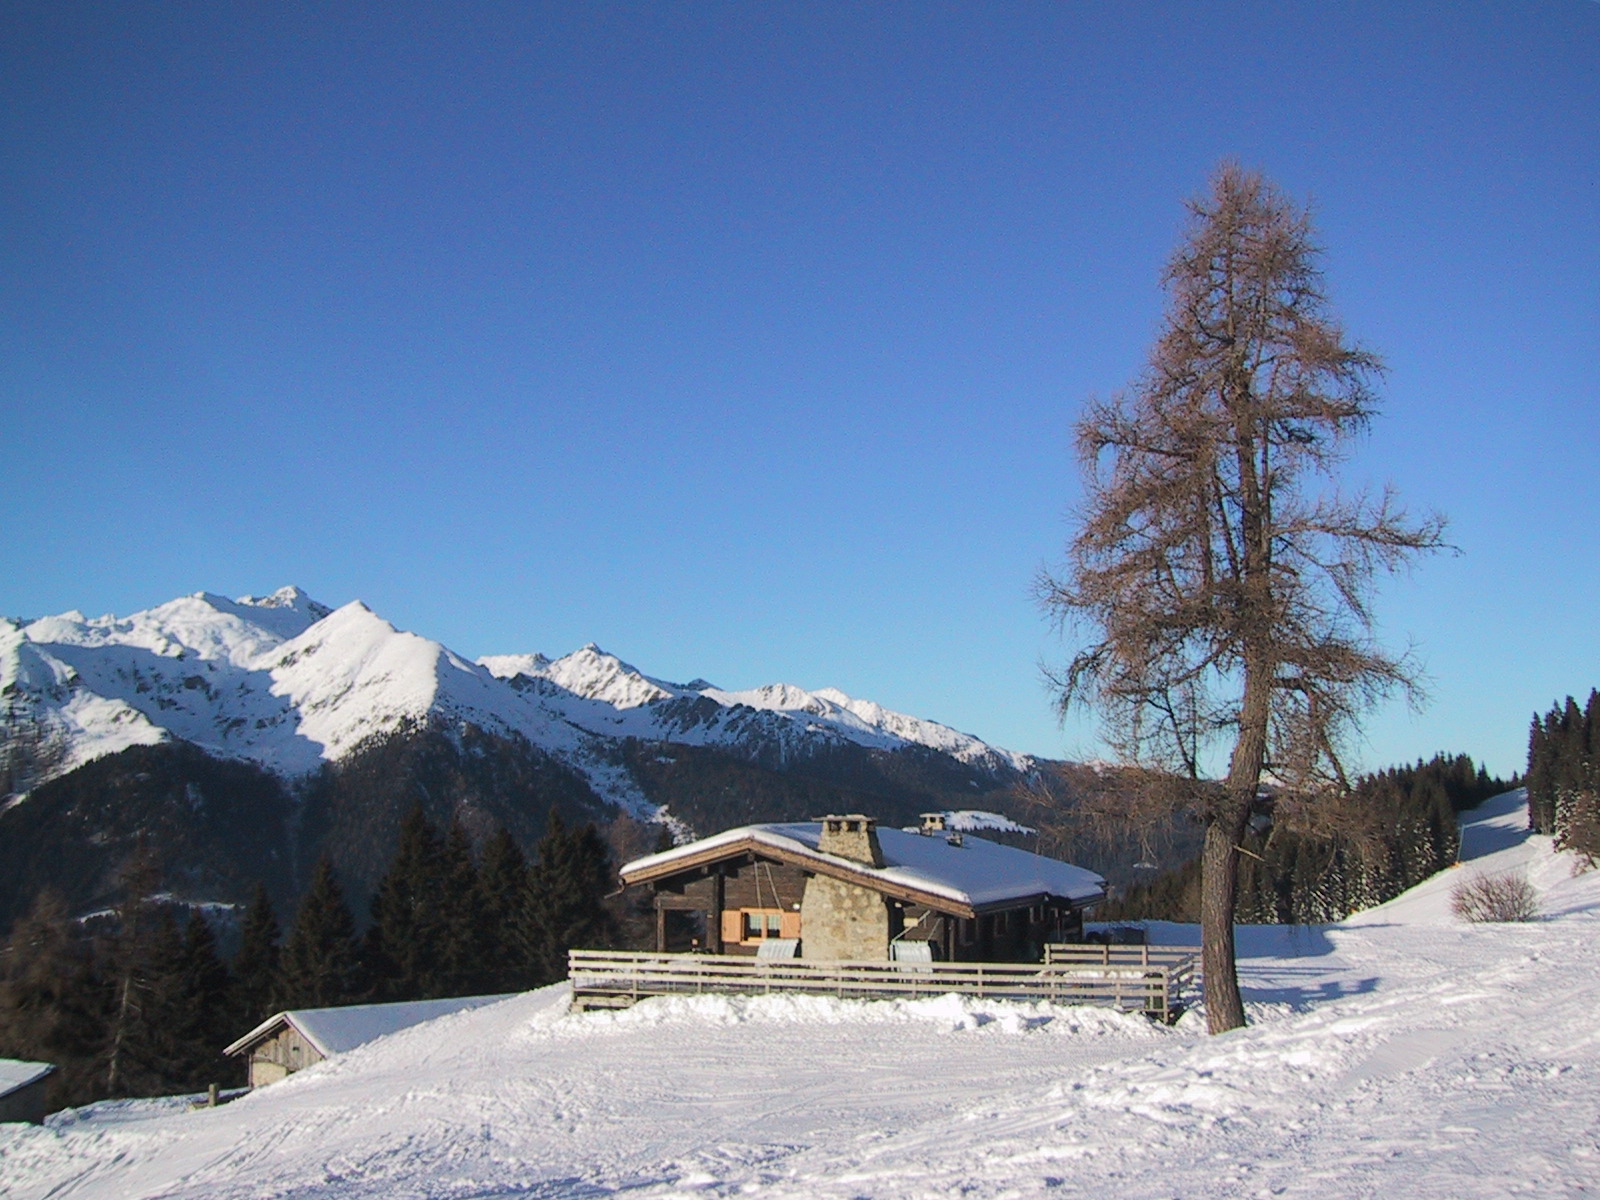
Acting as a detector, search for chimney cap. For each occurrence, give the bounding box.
[817,813,876,831]
[815,814,884,866]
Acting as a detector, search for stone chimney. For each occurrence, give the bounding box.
[818,814,884,867]
[919,812,947,835]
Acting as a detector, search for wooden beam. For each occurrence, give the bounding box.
[709,868,724,953]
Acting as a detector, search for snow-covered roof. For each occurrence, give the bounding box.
[225,994,515,1059]
[0,1059,54,1097]
[621,822,1105,912]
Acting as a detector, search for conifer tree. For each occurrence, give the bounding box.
[525,813,616,983]
[279,858,361,1009]
[1039,164,1446,1031]
[477,826,533,992]
[176,912,235,1088]
[1525,690,1600,860]
[101,845,179,1097]
[436,819,486,996]
[232,883,282,1024]
[0,888,104,1109]
[366,805,447,1001]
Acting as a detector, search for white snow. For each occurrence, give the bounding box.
[5,789,1597,1199]
[926,809,1036,835]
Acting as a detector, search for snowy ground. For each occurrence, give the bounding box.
[3,790,1598,1199]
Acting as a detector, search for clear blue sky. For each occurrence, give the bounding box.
[2,3,1595,779]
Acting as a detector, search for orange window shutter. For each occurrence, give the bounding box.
[721,909,743,944]
[779,911,802,939]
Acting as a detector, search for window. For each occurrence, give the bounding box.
[743,909,785,939]
[724,907,800,945]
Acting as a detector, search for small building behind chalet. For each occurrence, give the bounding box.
[225,994,513,1089]
[620,814,1105,963]
[0,1059,55,1124]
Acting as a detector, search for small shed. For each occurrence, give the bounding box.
[621,814,1106,962]
[0,1059,56,1124]
[225,994,514,1088]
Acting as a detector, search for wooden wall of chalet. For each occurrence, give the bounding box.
[641,853,1086,962]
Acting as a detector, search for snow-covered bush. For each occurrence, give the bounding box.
[1450,870,1539,923]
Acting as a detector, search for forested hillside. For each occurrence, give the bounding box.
[1526,690,1600,861]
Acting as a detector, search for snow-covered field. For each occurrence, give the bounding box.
[4,790,1597,1199]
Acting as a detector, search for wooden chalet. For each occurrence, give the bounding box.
[620,814,1106,963]
[225,994,513,1088]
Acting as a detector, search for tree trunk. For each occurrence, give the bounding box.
[1199,798,1252,1033]
[1202,653,1272,1033]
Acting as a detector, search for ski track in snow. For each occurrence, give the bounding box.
[4,791,1599,1198]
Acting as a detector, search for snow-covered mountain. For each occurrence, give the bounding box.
[1,587,1033,811]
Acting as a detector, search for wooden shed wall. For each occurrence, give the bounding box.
[0,1077,50,1124]
[247,1024,325,1087]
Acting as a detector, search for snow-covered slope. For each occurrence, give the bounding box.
[5,790,1597,1199]
[2,588,1032,809]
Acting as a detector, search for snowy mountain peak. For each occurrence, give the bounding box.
[3,588,1035,808]
[481,644,678,710]
[236,585,332,621]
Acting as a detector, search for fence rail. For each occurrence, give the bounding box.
[568,948,1199,1021]
[1044,943,1202,968]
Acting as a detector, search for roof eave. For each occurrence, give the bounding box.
[621,834,985,919]
[970,887,1106,915]
[223,1011,333,1059]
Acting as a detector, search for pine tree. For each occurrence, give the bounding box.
[232,883,281,1025]
[477,827,533,993]
[366,806,446,1002]
[175,912,235,1089]
[435,819,486,996]
[1526,691,1600,860]
[0,889,104,1110]
[100,845,185,1098]
[525,813,617,983]
[279,858,361,1009]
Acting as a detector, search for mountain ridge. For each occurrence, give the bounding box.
[2,586,1035,811]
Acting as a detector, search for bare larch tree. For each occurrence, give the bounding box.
[1039,163,1446,1033]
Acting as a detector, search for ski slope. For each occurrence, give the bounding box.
[3,790,1597,1199]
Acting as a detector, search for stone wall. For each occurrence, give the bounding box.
[800,873,890,961]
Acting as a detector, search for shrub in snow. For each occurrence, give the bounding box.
[1450,870,1539,923]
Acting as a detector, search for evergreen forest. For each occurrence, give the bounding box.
[1525,691,1600,862]
[0,809,619,1113]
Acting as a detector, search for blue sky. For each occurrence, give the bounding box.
[2,2,1595,779]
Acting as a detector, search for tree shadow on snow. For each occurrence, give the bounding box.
[1239,967,1379,1011]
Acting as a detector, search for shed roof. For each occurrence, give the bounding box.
[0,1059,54,1098]
[621,822,1105,915]
[225,994,515,1060]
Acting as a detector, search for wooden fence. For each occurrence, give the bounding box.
[1044,943,1202,969]
[568,947,1199,1022]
